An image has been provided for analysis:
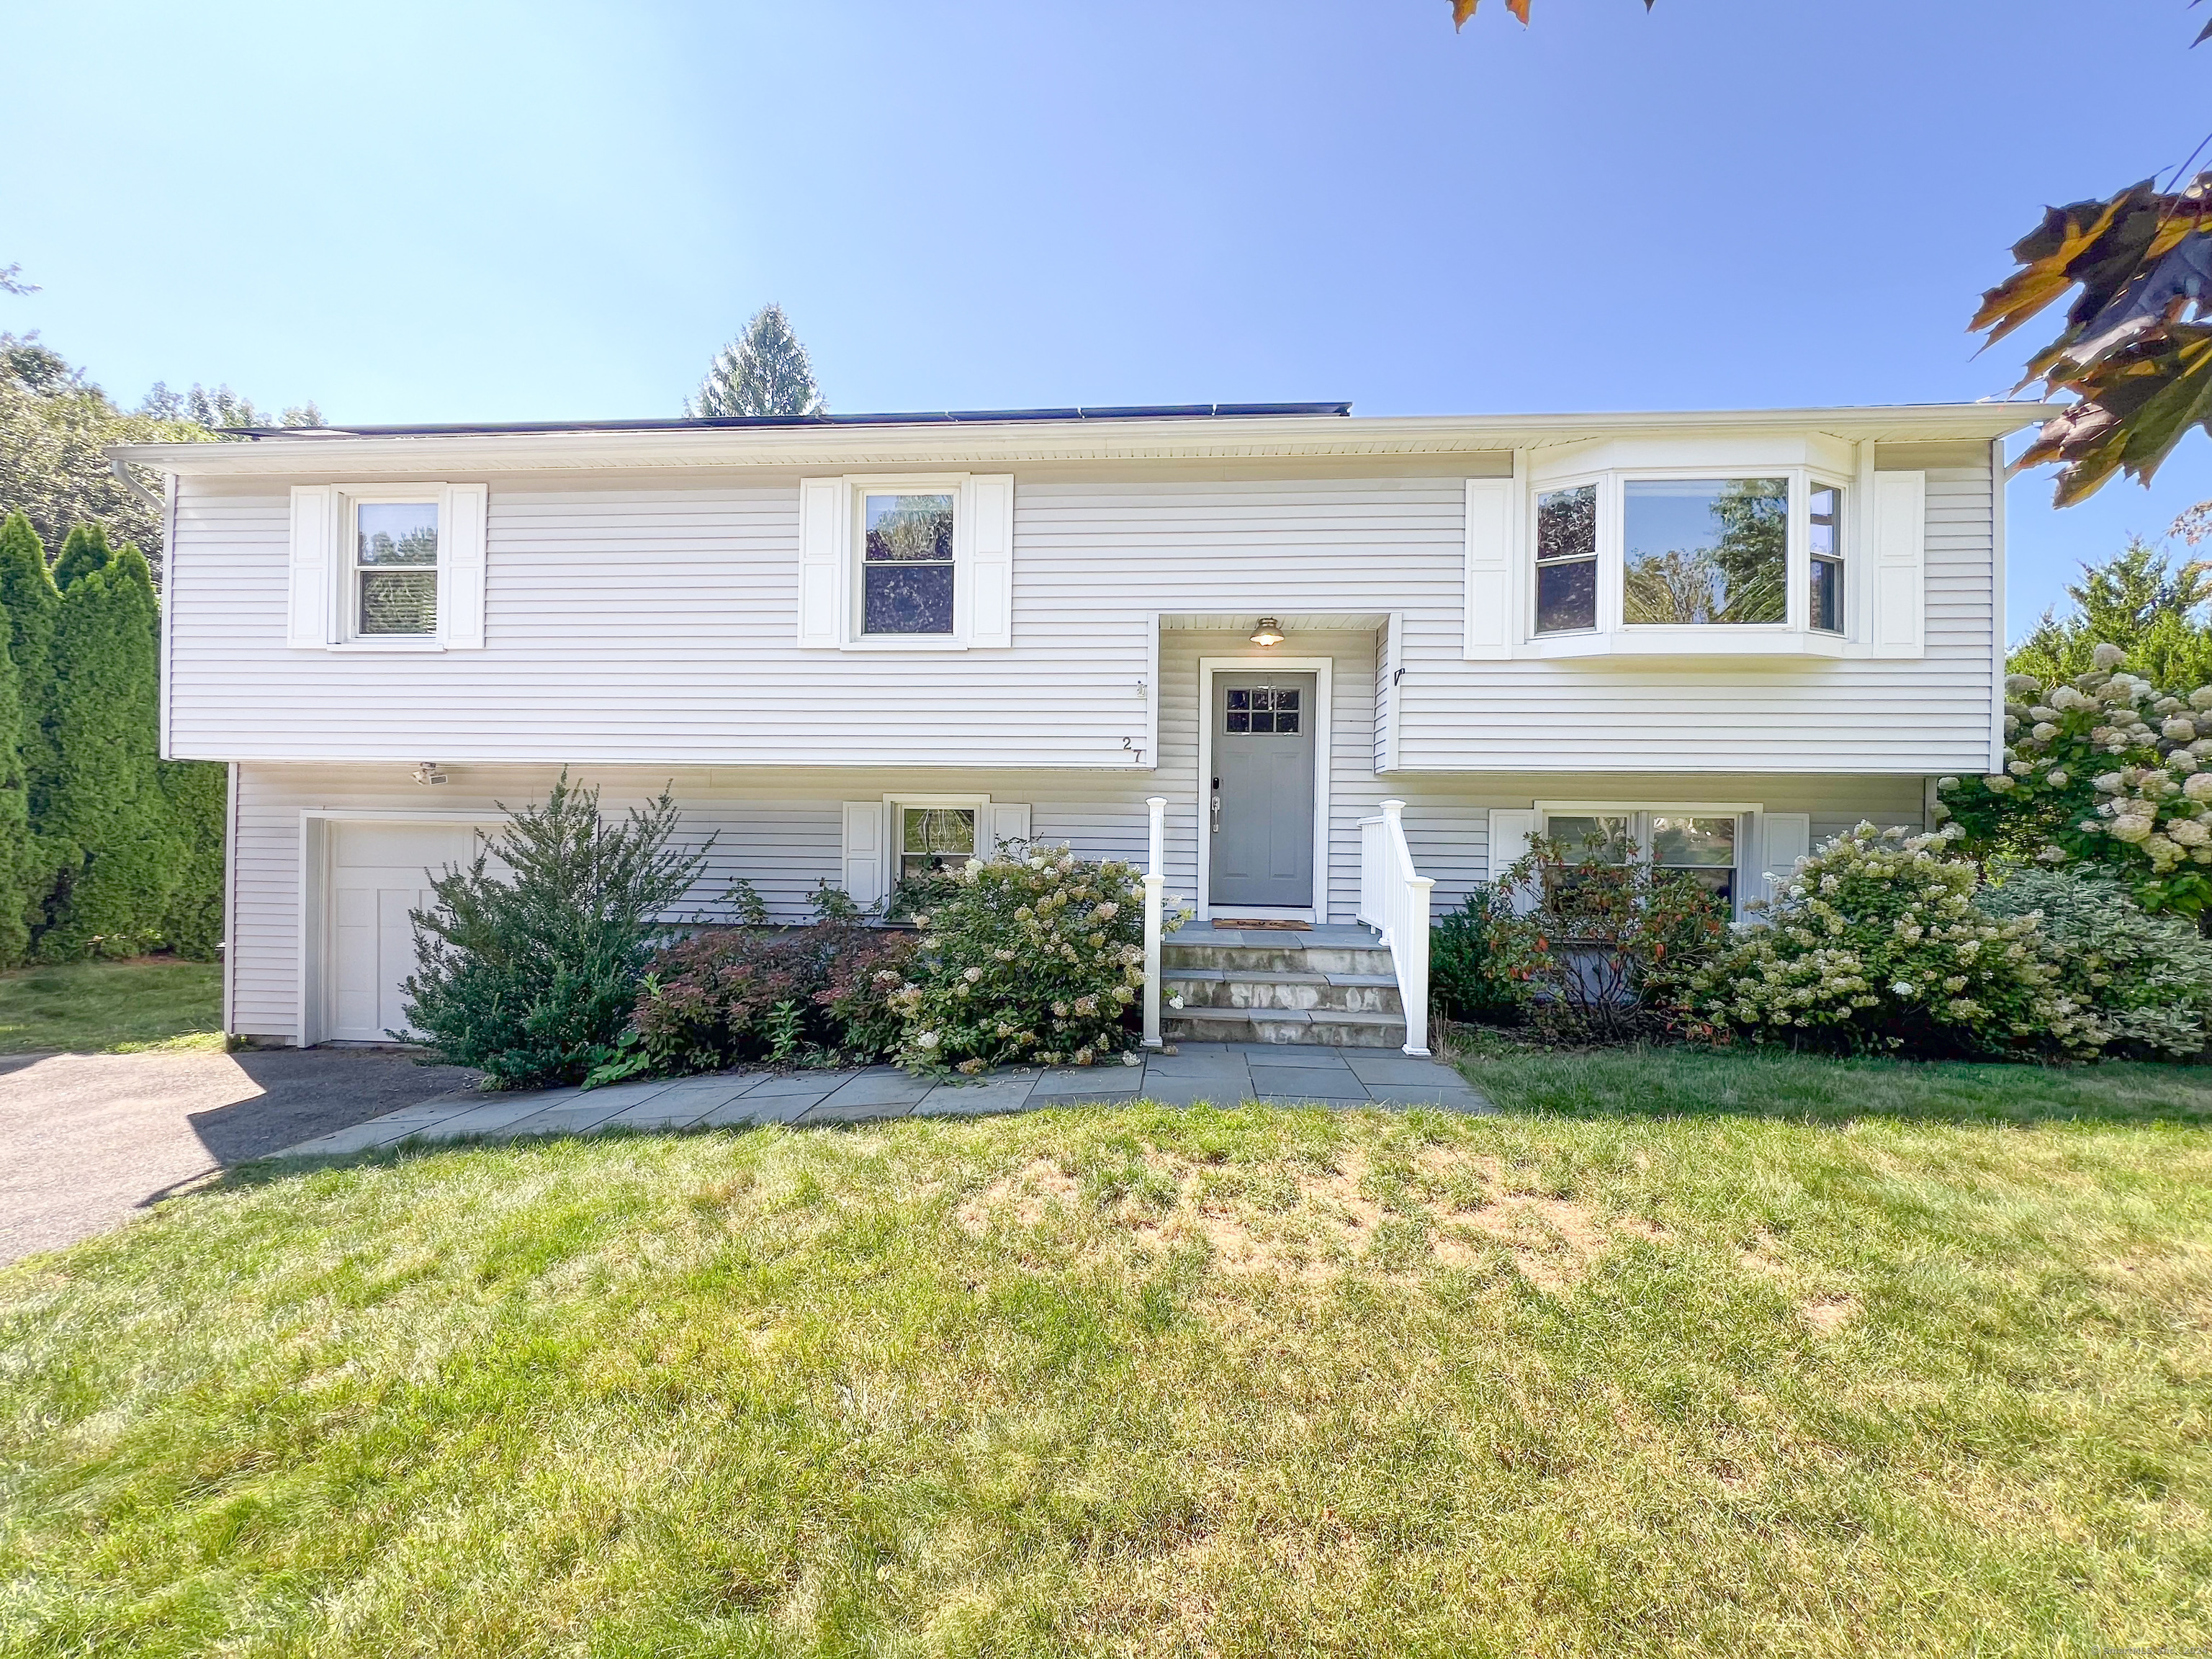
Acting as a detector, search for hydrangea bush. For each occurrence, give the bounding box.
[1694,822,2108,1058]
[884,843,1165,1073]
[1976,866,2212,1058]
[1937,642,2212,916]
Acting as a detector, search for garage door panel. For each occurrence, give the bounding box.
[325,824,480,1043]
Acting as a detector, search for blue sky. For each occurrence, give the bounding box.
[4,0,2208,637]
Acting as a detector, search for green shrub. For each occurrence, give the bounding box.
[1695,822,2108,1058]
[400,774,708,1089]
[886,843,1156,1073]
[1488,832,1730,1043]
[1976,865,2212,1058]
[1429,884,1526,1023]
[622,921,917,1077]
[1937,647,2212,916]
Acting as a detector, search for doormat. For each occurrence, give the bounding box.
[1213,918,1311,930]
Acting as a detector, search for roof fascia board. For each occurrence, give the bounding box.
[110,404,2061,476]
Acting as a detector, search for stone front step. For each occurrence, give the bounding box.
[1162,940,1397,977]
[1164,966,1403,1015]
[1161,1007,1408,1048]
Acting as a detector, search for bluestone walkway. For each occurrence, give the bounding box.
[274,1041,1491,1158]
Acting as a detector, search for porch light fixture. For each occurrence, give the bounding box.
[1249,616,1286,647]
[412,762,448,786]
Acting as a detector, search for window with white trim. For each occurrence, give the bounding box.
[861,490,957,636]
[351,497,439,637]
[897,802,979,882]
[1539,806,1745,914]
[794,473,1015,651]
[1532,472,1844,639]
[286,481,487,652]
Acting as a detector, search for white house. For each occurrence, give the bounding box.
[114,399,2042,1052]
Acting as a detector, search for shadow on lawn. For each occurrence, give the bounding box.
[1452,1043,2212,1128]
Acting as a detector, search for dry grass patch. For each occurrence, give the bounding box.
[966,1136,1669,1293]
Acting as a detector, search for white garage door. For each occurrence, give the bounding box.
[327,821,483,1042]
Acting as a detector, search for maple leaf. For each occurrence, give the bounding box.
[1452,0,1653,27]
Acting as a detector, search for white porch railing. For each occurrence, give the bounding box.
[1141,796,1166,1049]
[1358,799,1436,1057]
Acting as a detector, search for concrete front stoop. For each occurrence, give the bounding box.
[1161,923,1407,1048]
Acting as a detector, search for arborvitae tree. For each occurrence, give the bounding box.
[686,303,825,418]
[158,759,225,960]
[0,513,60,945]
[0,572,29,966]
[50,521,113,590]
[36,542,175,959]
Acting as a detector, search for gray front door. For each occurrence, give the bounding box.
[1210,670,1316,909]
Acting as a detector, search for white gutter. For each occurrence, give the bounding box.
[107,402,2065,479]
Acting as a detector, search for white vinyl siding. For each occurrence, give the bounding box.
[230,745,1925,1040]
[172,448,1994,776]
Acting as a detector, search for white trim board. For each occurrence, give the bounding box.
[1195,655,1335,922]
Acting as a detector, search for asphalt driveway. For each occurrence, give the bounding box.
[0,1048,477,1266]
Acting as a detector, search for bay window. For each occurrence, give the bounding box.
[1521,467,1853,649]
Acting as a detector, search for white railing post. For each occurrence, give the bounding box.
[1378,799,1435,1057]
[1142,796,1166,1049]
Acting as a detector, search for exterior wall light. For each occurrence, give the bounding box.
[1249,616,1286,647]
[412,762,448,786]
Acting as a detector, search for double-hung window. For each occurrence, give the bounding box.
[795,473,1016,650]
[862,491,957,636]
[352,498,440,637]
[285,482,487,652]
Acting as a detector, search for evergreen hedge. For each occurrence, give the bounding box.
[0,510,222,965]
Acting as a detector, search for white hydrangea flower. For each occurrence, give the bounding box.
[2110,815,2156,843]
[2186,771,2212,801]
[1936,775,1960,791]
[2031,722,2059,742]
[2166,716,2199,742]
[2004,674,2043,696]
[2092,642,2127,669]
[2192,687,2212,711]
[2049,686,2092,711]
[2008,761,2033,776]
[2045,769,2069,788]
[2170,818,2211,847]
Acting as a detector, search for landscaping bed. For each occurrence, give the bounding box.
[1,1050,2206,1655]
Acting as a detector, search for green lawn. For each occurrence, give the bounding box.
[1,1051,2208,1655]
[0,957,222,1054]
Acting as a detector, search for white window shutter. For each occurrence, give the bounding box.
[968,474,1015,648]
[1488,808,1539,911]
[988,801,1031,855]
[841,801,885,909]
[1759,812,1811,904]
[287,485,334,649]
[1869,470,1926,657]
[798,479,845,648]
[1463,478,1515,659]
[442,483,488,649]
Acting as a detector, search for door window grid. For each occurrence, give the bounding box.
[1225,686,1300,734]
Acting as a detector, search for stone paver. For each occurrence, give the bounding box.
[267,1043,1491,1158]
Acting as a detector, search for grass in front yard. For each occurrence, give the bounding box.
[0,957,222,1055]
[2,1064,2209,1655]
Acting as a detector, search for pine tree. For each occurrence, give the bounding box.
[50,521,113,590]
[686,304,825,418]
[36,542,176,959]
[2010,539,2212,685]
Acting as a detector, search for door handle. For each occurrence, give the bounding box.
[1210,793,1222,833]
